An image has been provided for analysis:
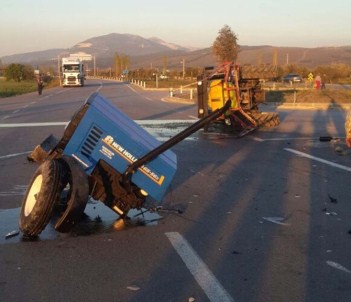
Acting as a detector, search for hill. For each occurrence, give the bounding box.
[1,33,351,70]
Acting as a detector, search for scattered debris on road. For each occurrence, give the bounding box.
[5,230,19,239]
[328,194,338,204]
[326,261,351,274]
[261,217,290,226]
[127,285,140,291]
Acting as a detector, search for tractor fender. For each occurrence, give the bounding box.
[54,155,89,233]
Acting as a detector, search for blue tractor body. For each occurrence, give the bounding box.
[21,91,231,236]
[62,93,177,202]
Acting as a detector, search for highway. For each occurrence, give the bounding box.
[1,79,351,302]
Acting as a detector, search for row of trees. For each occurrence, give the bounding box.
[281,63,351,83]
[101,62,351,83]
[125,66,201,80]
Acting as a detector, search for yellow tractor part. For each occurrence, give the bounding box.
[208,79,238,112]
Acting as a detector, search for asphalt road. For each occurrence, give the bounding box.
[1,79,351,302]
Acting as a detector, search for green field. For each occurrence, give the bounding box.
[0,77,61,97]
[0,78,37,97]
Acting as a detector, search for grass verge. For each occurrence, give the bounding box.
[0,78,60,98]
[265,89,351,104]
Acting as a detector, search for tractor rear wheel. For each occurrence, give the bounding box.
[19,160,63,237]
[54,156,89,233]
[250,112,280,128]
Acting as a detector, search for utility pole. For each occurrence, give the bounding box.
[94,56,96,77]
[57,55,62,86]
[272,49,278,66]
[181,59,185,79]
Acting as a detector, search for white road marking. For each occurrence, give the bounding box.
[135,120,195,125]
[0,185,27,196]
[0,122,68,127]
[285,148,351,172]
[251,137,264,142]
[98,83,103,92]
[125,84,138,93]
[0,121,196,162]
[0,120,195,128]
[0,151,31,160]
[259,137,317,141]
[252,136,344,142]
[55,89,68,94]
[165,232,234,302]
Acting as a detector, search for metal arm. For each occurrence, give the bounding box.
[122,100,231,184]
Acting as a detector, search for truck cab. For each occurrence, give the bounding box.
[62,58,85,87]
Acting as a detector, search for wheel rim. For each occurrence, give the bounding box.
[24,175,43,216]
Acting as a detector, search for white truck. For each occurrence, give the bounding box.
[61,57,85,87]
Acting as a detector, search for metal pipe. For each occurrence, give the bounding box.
[123,100,231,180]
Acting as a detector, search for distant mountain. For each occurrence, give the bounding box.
[1,33,192,65]
[1,48,69,64]
[1,33,351,70]
[148,37,193,51]
[70,33,192,57]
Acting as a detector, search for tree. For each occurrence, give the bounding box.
[4,63,33,82]
[113,53,121,76]
[113,53,130,76]
[162,56,168,75]
[212,25,239,62]
[120,55,130,72]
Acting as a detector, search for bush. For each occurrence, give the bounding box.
[4,64,33,82]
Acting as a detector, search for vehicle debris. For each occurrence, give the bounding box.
[327,194,338,204]
[262,217,290,226]
[319,136,333,142]
[232,250,242,255]
[326,261,351,274]
[197,62,280,137]
[126,285,140,291]
[5,230,20,239]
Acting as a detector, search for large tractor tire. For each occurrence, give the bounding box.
[19,159,63,237]
[250,112,280,128]
[54,156,89,233]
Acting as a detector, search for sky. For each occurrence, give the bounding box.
[1,0,350,57]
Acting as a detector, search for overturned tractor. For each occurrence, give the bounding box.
[197,62,280,136]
